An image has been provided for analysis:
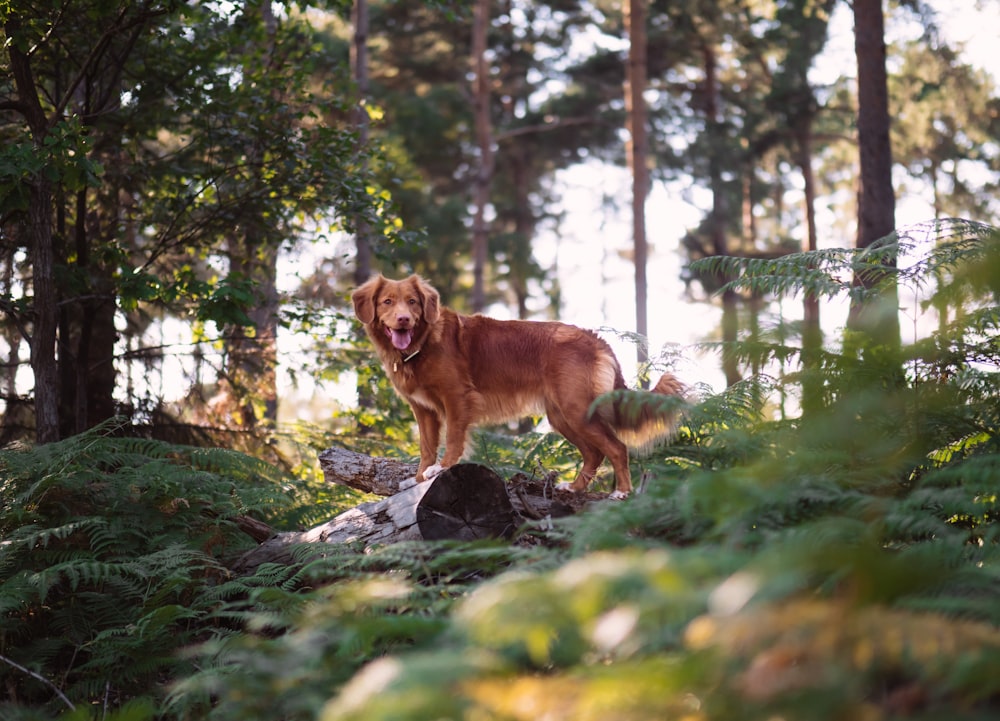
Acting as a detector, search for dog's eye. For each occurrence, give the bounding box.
[407,298,417,305]
[382,298,392,305]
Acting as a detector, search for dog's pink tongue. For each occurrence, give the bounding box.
[388,327,413,350]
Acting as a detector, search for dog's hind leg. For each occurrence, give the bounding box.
[547,403,631,495]
[582,423,631,497]
[569,441,606,493]
[600,433,632,498]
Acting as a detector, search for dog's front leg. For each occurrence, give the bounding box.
[411,404,442,482]
[439,397,477,468]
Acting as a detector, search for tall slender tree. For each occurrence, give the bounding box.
[702,32,741,387]
[351,0,376,430]
[849,0,899,352]
[212,0,294,431]
[624,0,650,383]
[352,0,373,285]
[768,0,836,415]
[470,0,494,313]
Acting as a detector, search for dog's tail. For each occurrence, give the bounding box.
[591,372,687,453]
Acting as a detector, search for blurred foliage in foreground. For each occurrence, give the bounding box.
[2,222,1000,720]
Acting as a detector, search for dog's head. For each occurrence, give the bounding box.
[352,274,440,352]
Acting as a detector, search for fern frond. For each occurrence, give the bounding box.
[688,221,999,311]
[686,375,777,430]
[690,248,857,301]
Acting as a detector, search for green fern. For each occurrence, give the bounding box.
[0,424,298,714]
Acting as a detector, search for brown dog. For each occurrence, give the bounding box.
[351,274,683,497]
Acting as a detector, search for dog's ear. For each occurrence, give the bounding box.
[414,275,440,324]
[351,275,383,325]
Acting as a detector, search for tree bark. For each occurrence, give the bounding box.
[853,0,896,251]
[59,185,119,436]
[28,180,60,443]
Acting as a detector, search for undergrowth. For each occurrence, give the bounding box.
[1,219,998,720]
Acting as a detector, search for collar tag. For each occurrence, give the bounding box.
[393,349,420,372]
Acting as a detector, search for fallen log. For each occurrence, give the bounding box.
[318,446,418,496]
[316,446,591,516]
[235,462,533,573]
[233,449,604,574]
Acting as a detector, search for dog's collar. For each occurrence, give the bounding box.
[393,348,421,372]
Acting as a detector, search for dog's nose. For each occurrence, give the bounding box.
[396,314,411,326]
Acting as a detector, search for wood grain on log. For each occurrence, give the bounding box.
[417,464,517,540]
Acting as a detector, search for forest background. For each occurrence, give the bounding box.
[2,0,1000,719]
[2,0,997,444]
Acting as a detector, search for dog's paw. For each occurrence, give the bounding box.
[608,490,630,501]
[399,477,418,490]
[422,463,446,481]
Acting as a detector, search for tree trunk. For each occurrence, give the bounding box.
[702,39,740,388]
[28,180,61,443]
[351,0,377,432]
[796,123,823,417]
[352,0,373,284]
[225,250,280,428]
[470,0,494,313]
[59,188,119,436]
[6,22,61,442]
[509,144,533,320]
[625,0,649,385]
[848,0,900,352]
[222,0,281,430]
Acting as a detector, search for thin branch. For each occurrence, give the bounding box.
[52,5,170,124]
[495,116,600,142]
[0,296,33,346]
[0,653,76,711]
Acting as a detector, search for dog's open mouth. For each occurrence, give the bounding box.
[386,326,413,350]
